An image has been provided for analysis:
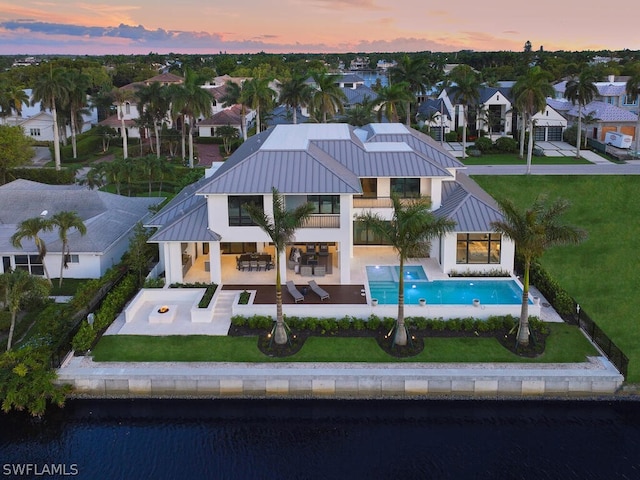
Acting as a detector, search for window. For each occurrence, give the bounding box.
[360,178,378,198]
[308,195,340,214]
[353,222,392,245]
[29,128,41,136]
[456,233,501,264]
[228,196,263,226]
[390,178,420,198]
[623,95,638,106]
[125,102,131,114]
[14,254,44,275]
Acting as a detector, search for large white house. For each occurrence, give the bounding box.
[146,123,515,286]
[0,180,164,279]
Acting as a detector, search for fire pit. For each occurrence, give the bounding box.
[157,305,170,314]
[149,304,177,324]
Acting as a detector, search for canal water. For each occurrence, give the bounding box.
[1,398,639,479]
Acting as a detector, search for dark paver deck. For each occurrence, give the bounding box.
[222,284,367,305]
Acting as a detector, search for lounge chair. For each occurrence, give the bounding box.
[306,243,316,254]
[318,243,329,256]
[313,266,325,276]
[308,280,330,301]
[300,265,313,276]
[286,280,304,303]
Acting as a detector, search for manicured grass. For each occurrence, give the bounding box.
[49,278,90,296]
[461,153,592,165]
[91,324,596,363]
[474,175,640,381]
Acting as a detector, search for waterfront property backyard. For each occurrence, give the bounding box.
[474,175,640,382]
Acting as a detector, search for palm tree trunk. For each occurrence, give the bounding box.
[154,123,161,159]
[526,117,535,174]
[274,257,287,344]
[6,311,17,350]
[575,109,582,159]
[461,105,468,160]
[120,106,128,159]
[181,115,186,161]
[394,257,408,346]
[292,107,298,125]
[519,112,526,159]
[58,241,67,288]
[635,94,640,153]
[406,100,411,126]
[188,116,195,168]
[517,259,531,346]
[256,105,261,133]
[70,116,78,159]
[52,104,61,171]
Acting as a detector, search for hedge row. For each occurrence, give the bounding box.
[8,168,75,185]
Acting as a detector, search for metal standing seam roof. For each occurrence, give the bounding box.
[434,182,504,232]
[148,203,220,243]
[341,85,378,105]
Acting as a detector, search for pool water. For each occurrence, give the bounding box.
[366,265,526,305]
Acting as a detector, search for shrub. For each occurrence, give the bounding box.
[467,149,482,157]
[9,168,75,185]
[71,322,95,352]
[238,290,250,305]
[367,315,381,330]
[446,318,462,331]
[248,315,272,330]
[461,317,476,331]
[231,315,247,327]
[198,285,217,308]
[495,136,518,153]
[337,316,351,330]
[474,136,493,152]
[143,278,165,288]
[382,317,395,331]
[352,319,366,331]
[445,132,459,142]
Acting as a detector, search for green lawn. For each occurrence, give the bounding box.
[92,324,596,363]
[461,153,593,165]
[474,175,640,382]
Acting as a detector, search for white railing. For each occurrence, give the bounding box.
[301,214,340,228]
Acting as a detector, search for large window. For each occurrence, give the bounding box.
[228,196,263,226]
[390,178,420,198]
[360,178,378,198]
[353,222,392,245]
[623,95,638,106]
[14,254,44,275]
[456,233,501,264]
[308,195,340,214]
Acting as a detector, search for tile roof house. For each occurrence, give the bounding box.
[0,180,164,279]
[146,123,515,286]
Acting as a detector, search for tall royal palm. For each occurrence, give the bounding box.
[513,67,555,174]
[241,77,276,134]
[449,66,480,159]
[50,211,87,288]
[309,72,346,123]
[564,70,598,159]
[31,66,71,170]
[491,196,586,347]
[136,81,171,159]
[389,54,430,125]
[220,80,248,140]
[244,188,314,345]
[357,195,455,346]
[279,74,313,124]
[626,70,640,153]
[171,68,213,168]
[0,84,29,124]
[376,82,413,123]
[65,70,91,160]
[111,87,135,159]
[10,217,54,285]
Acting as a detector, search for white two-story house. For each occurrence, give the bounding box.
[146,123,515,286]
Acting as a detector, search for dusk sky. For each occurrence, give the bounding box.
[1,0,638,55]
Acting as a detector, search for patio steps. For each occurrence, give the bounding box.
[210,291,237,335]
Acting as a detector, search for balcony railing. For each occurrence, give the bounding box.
[353,196,430,208]
[301,214,340,228]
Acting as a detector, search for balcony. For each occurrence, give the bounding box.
[301,214,340,229]
[353,196,430,209]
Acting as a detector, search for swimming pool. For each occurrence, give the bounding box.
[366,265,526,305]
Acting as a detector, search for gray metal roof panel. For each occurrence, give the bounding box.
[149,203,221,243]
[434,181,504,232]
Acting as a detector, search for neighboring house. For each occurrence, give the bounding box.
[2,89,97,142]
[553,76,639,141]
[335,74,378,108]
[146,123,515,286]
[530,103,568,142]
[198,104,248,137]
[416,98,451,141]
[0,180,164,279]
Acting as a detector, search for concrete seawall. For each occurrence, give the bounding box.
[56,356,623,398]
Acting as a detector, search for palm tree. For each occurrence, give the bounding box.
[65,70,90,160]
[279,74,313,124]
[375,82,413,123]
[136,82,170,159]
[343,95,376,126]
[220,80,248,141]
[626,70,640,153]
[491,196,586,347]
[449,66,481,159]
[111,87,135,159]
[171,68,213,168]
[31,66,71,170]
[242,77,276,134]
[243,188,314,345]
[389,54,430,125]
[0,84,28,124]
[356,195,456,346]
[513,67,555,174]
[564,70,598,159]
[218,124,239,155]
[139,154,162,195]
[0,269,50,350]
[309,72,346,123]
[49,211,87,288]
[10,217,54,285]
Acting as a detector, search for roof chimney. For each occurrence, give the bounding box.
[608,74,615,83]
